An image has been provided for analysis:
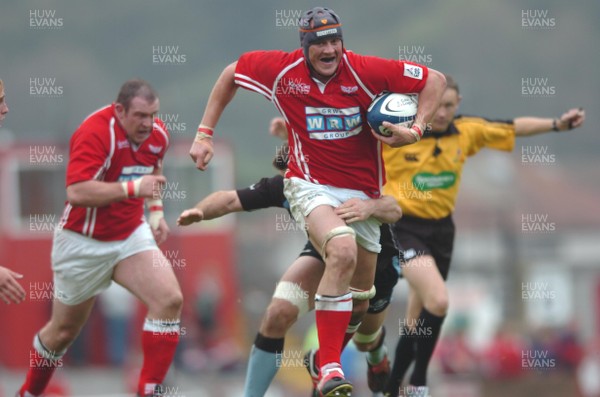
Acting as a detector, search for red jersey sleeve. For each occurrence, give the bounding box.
[235,50,299,102]
[66,124,111,186]
[346,52,429,95]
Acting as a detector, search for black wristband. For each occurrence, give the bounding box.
[552,118,560,132]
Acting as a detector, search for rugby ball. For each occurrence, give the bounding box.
[367,92,418,137]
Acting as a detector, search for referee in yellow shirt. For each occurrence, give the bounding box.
[377,75,585,397]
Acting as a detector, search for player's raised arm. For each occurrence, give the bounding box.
[190,62,239,171]
[335,195,402,224]
[514,107,585,136]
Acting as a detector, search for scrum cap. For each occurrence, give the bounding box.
[299,7,343,56]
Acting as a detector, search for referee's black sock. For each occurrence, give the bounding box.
[384,328,416,396]
[409,308,445,386]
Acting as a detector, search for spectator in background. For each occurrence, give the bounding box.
[435,317,478,376]
[555,322,584,372]
[481,324,525,379]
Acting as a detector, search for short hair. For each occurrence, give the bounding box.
[0,79,4,96]
[272,143,289,171]
[444,74,459,95]
[115,79,157,111]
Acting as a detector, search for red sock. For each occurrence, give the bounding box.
[137,319,180,396]
[19,338,64,397]
[313,321,360,373]
[314,293,352,371]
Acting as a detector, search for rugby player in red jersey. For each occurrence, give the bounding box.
[189,7,446,396]
[17,80,180,397]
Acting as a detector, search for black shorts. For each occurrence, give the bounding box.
[298,240,322,260]
[369,224,403,314]
[393,215,455,280]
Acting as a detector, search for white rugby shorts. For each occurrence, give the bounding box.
[283,176,381,253]
[51,222,158,305]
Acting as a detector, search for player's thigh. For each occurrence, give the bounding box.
[112,249,182,310]
[278,254,324,312]
[306,205,356,257]
[402,255,446,306]
[350,245,377,291]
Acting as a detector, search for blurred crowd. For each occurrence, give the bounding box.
[434,320,600,397]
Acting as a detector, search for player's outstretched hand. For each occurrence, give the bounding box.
[0,266,26,304]
[335,197,374,224]
[371,121,420,148]
[558,108,585,131]
[138,175,167,199]
[190,139,214,171]
[177,208,204,226]
[152,217,169,245]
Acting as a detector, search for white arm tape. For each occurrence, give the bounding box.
[147,198,164,230]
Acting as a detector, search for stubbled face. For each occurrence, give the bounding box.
[115,97,159,145]
[431,88,461,132]
[308,38,343,82]
[0,88,8,127]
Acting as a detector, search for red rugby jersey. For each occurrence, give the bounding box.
[59,104,169,241]
[235,48,428,198]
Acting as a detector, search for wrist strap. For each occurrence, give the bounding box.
[552,118,560,132]
[409,124,423,141]
[195,124,214,143]
[121,178,142,198]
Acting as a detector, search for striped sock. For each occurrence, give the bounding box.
[138,318,180,396]
[18,334,65,396]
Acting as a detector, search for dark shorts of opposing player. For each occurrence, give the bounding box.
[394,215,455,280]
[368,223,403,314]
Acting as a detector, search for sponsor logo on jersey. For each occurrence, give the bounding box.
[277,78,310,96]
[404,153,419,162]
[412,171,457,190]
[149,144,163,154]
[117,140,130,150]
[403,64,423,80]
[305,106,362,140]
[118,165,155,181]
[341,85,358,94]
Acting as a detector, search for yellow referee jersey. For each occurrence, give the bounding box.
[382,116,515,219]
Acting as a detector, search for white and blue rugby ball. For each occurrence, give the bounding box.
[367,92,418,137]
